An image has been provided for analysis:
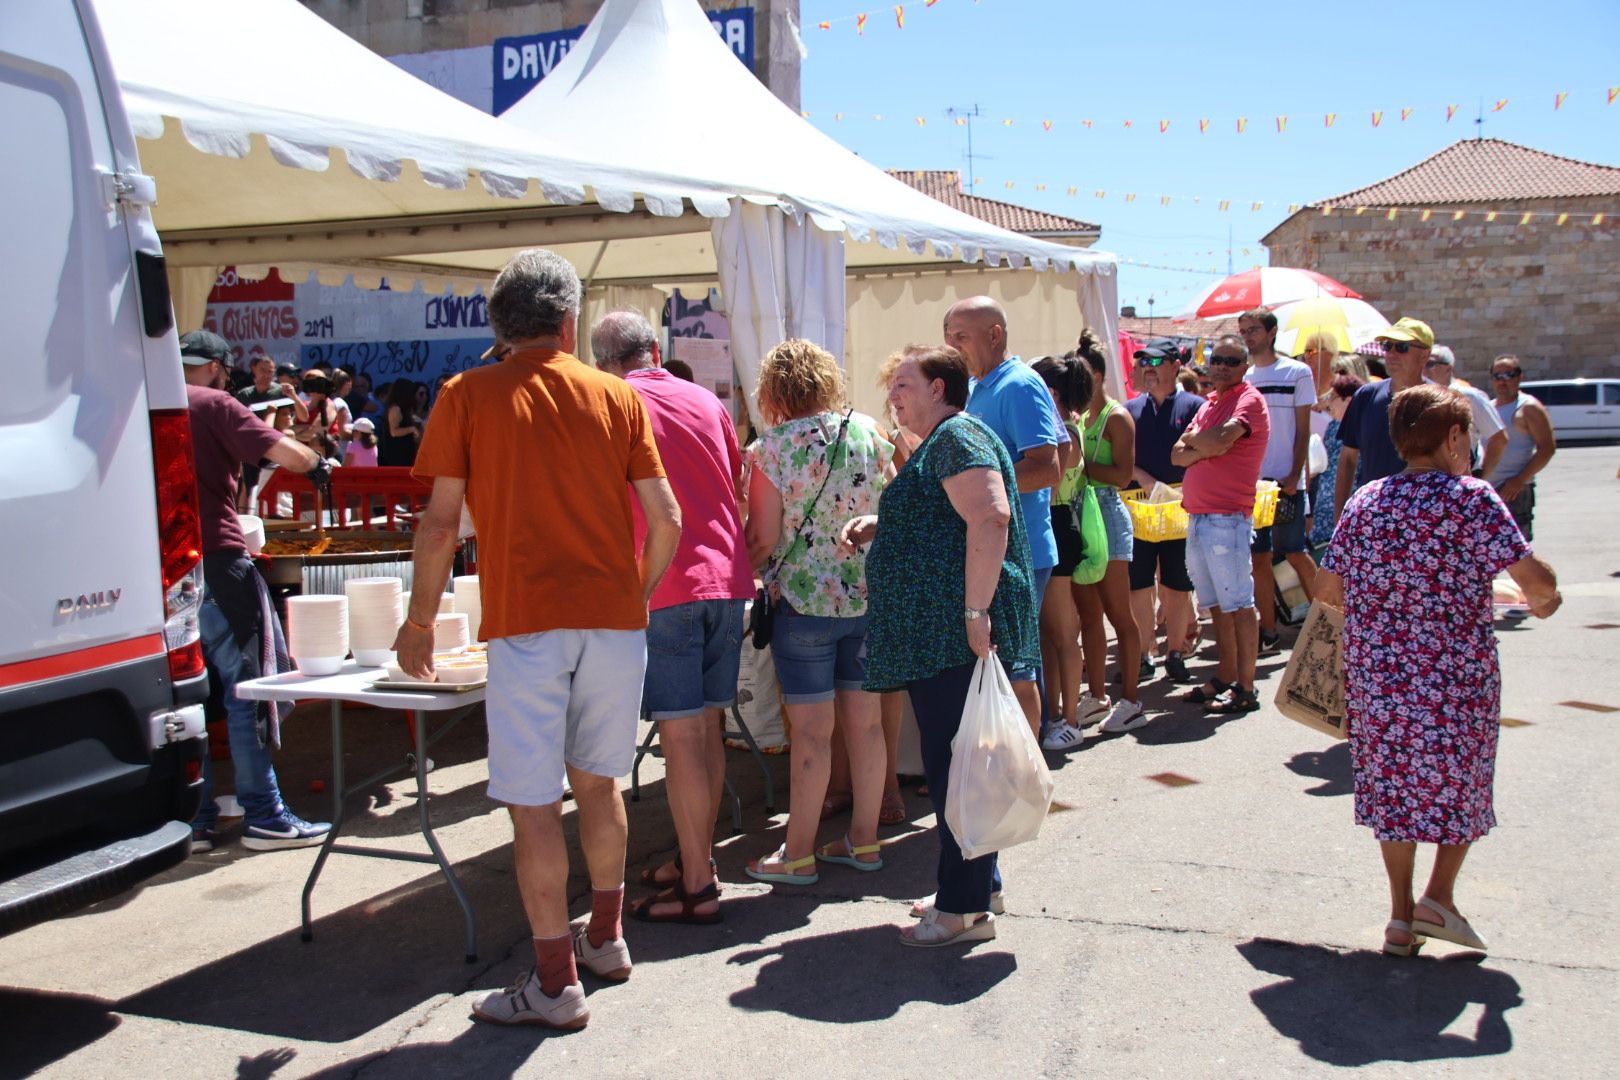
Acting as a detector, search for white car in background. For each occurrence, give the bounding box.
[1519,378,1620,442]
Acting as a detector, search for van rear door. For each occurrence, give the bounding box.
[0,0,167,681]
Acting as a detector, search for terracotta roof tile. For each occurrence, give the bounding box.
[1119,315,1237,341]
[1318,138,1620,208]
[888,170,1100,235]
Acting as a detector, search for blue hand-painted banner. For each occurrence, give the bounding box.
[301,338,494,388]
[492,8,753,115]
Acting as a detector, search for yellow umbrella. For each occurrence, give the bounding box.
[1274,297,1391,357]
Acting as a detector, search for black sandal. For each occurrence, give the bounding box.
[639,855,717,889]
[1204,687,1260,714]
[627,878,723,925]
[1184,679,1232,705]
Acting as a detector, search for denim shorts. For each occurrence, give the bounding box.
[643,598,746,720]
[770,602,870,704]
[1094,486,1134,562]
[1009,565,1052,684]
[1186,512,1257,612]
[1252,490,1310,555]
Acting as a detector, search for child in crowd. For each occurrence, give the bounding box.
[344,417,379,468]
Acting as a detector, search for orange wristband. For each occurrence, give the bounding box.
[404,615,435,633]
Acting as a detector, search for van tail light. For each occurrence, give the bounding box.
[150,409,206,682]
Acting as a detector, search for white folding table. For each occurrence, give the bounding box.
[235,662,483,962]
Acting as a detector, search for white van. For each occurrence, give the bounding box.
[1519,378,1620,442]
[0,0,209,935]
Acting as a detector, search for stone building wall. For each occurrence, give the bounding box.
[300,0,800,109]
[1265,195,1620,380]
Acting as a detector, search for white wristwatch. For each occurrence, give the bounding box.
[964,606,990,621]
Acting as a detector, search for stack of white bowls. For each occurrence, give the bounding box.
[452,576,481,641]
[286,595,349,676]
[346,576,403,667]
[434,612,470,653]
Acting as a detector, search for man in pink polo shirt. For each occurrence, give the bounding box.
[592,310,753,924]
[1171,335,1272,715]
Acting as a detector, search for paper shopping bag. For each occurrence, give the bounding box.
[1273,600,1348,740]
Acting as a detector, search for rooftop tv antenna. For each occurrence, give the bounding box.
[946,105,985,191]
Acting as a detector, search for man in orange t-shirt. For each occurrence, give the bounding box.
[395,249,681,1030]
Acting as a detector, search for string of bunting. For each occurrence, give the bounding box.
[803,87,1620,128]
[813,0,976,35]
[914,175,1611,226]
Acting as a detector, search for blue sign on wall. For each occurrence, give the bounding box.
[492,7,753,115]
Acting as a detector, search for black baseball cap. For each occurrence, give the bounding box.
[178,329,230,366]
[1133,338,1185,362]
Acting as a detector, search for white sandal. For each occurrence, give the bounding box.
[901,909,996,949]
[1382,919,1425,957]
[1412,896,1487,951]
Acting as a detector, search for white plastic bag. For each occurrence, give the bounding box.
[944,657,1055,860]
[1307,432,1329,478]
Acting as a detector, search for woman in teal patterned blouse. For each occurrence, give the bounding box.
[841,345,1037,948]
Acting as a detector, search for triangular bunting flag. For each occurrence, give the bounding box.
[1447,104,1459,121]
[895,5,904,29]
[1371,111,1383,127]
[1555,92,1569,110]
[856,13,867,34]
[1325,113,1336,127]
[1401,107,1413,122]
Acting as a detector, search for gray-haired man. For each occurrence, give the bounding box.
[398,250,682,1030]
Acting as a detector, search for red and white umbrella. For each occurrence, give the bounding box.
[1173,267,1361,322]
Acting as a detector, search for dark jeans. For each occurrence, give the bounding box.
[1504,482,1535,542]
[907,659,1005,915]
[194,551,286,830]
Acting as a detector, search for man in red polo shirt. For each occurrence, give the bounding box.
[1171,335,1271,715]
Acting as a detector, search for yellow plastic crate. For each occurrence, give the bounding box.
[1121,481,1280,542]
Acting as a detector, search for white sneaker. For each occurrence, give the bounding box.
[1079,692,1111,727]
[1040,722,1086,752]
[571,920,632,982]
[472,970,589,1029]
[1100,699,1148,733]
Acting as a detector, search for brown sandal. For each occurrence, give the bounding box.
[628,878,723,925]
[639,855,716,889]
[879,794,907,826]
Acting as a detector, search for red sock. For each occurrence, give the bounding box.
[587,885,624,948]
[533,933,577,997]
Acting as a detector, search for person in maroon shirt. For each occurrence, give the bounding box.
[179,330,331,853]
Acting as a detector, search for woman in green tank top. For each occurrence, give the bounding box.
[1072,339,1146,734]
[1033,355,1091,747]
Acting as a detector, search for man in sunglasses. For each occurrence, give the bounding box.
[1239,308,1317,655]
[1334,317,1433,518]
[1171,335,1270,715]
[1485,355,1556,540]
[1125,340,1203,682]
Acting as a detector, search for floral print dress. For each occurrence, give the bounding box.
[1322,471,1531,844]
[749,410,893,618]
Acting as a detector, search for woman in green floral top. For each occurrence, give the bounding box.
[841,345,1037,948]
[743,340,894,887]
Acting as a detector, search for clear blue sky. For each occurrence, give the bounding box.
[799,0,1620,317]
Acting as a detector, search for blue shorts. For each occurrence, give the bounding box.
[643,599,746,721]
[1094,486,1134,562]
[1010,564,1052,683]
[1186,513,1257,613]
[1252,490,1310,555]
[771,602,870,704]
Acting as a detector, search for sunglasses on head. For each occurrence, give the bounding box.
[1492,369,1523,380]
[1134,356,1171,367]
[1207,355,1245,368]
[1423,359,1450,368]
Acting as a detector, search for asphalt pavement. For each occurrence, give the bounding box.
[2,445,1616,1079]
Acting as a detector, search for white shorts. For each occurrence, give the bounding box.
[485,629,647,806]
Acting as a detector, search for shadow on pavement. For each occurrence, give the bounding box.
[0,986,121,1078]
[1284,741,1353,797]
[1238,937,1521,1065]
[728,923,1015,1021]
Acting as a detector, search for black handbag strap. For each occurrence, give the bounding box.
[762,409,853,585]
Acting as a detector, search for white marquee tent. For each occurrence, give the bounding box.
[99,0,1121,407]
